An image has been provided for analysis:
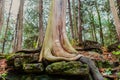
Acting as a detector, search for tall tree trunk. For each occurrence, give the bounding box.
[78,0,82,44]
[2,0,13,53]
[38,0,44,47]
[88,10,97,42]
[109,0,120,41]
[39,0,82,62]
[95,0,104,45]
[0,0,4,33]
[72,0,78,40]
[68,0,74,39]
[15,0,24,51]
[39,1,103,79]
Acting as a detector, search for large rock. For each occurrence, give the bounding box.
[7,53,39,67]
[107,42,120,52]
[82,40,102,53]
[46,61,89,76]
[23,63,44,73]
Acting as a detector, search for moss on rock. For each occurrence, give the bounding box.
[46,61,89,75]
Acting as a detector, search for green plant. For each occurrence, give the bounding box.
[112,51,120,55]
[1,72,7,80]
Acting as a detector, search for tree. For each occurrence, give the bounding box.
[14,0,24,51]
[0,0,4,33]
[78,0,83,44]
[39,0,82,62]
[2,0,13,53]
[68,0,74,39]
[38,0,44,47]
[95,0,104,45]
[109,0,120,41]
[39,1,103,79]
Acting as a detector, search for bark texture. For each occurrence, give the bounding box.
[39,0,82,62]
[109,0,120,41]
[14,0,24,52]
[38,0,44,47]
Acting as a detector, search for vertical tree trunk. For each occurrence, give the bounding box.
[2,0,13,53]
[68,0,74,39]
[78,0,82,44]
[0,0,4,33]
[38,0,44,47]
[16,0,24,51]
[109,0,120,41]
[72,0,78,40]
[95,0,104,45]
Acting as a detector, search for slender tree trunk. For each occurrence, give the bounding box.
[38,0,44,47]
[88,10,97,42]
[109,0,120,41]
[13,13,19,52]
[0,0,4,33]
[2,0,13,53]
[72,0,78,40]
[68,0,74,39]
[15,0,24,51]
[95,0,104,45]
[78,0,82,44]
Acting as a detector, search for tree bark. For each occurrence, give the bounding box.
[15,0,24,51]
[38,0,44,47]
[72,0,78,40]
[109,0,120,41]
[68,0,74,39]
[2,0,13,53]
[0,0,4,33]
[39,0,82,62]
[78,0,82,44]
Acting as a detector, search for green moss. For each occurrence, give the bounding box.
[46,61,89,75]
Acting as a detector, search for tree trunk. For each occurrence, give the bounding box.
[109,0,120,41]
[38,0,44,47]
[95,0,104,45]
[15,0,24,51]
[68,0,74,39]
[2,0,13,53]
[0,0,4,33]
[78,0,83,44]
[72,0,78,40]
[39,0,82,62]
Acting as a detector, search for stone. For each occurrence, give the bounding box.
[82,40,102,53]
[107,42,120,52]
[46,61,89,76]
[23,63,44,73]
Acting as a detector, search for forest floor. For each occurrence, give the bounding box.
[0,46,119,80]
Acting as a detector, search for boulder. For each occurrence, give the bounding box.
[46,61,89,76]
[107,42,120,52]
[23,63,44,73]
[82,40,102,53]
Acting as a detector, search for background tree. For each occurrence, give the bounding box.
[38,0,44,48]
[14,0,24,52]
[0,0,4,34]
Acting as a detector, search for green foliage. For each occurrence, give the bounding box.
[112,51,120,55]
[104,68,112,75]
[1,72,7,80]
